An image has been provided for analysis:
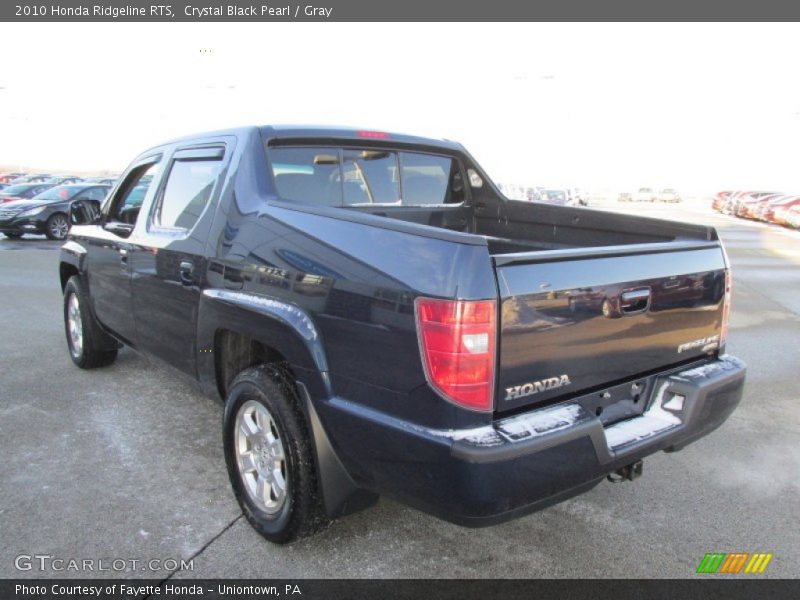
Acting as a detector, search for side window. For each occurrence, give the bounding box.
[399,152,465,205]
[74,187,107,201]
[86,187,109,200]
[108,162,160,226]
[153,158,222,230]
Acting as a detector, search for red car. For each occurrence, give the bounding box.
[0,172,26,184]
[762,196,800,224]
[782,204,800,229]
[734,191,779,218]
[711,190,733,211]
[770,198,800,226]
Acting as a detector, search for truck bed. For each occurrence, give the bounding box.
[345,197,726,414]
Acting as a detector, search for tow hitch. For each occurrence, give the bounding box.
[607,460,643,483]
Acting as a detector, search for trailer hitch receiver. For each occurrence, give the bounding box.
[607,460,643,483]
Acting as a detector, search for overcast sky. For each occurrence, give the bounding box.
[1,22,799,193]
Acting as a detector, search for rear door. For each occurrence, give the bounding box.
[495,244,727,412]
[129,143,229,375]
[87,158,162,344]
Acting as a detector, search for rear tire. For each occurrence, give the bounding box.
[223,365,329,544]
[63,276,118,368]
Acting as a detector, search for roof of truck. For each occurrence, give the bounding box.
[156,125,464,152]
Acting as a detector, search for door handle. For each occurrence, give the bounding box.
[119,248,128,265]
[620,288,651,314]
[179,260,195,286]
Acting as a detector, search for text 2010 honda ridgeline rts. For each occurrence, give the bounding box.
[60,126,746,542]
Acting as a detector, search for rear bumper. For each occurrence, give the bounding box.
[318,355,746,526]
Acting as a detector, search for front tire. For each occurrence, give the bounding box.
[223,365,329,544]
[63,276,118,368]
[46,213,69,240]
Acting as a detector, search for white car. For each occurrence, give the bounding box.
[634,187,657,202]
[657,188,681,203]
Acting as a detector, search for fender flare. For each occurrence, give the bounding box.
[197,289,378,518]
[59,240,87,289]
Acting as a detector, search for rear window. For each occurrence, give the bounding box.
[268,146,465,207]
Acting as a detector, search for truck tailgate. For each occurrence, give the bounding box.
[494,242,727,412]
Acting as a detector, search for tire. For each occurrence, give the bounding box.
[63,276,119,369]
[46,212,70,240]
[568,298,577,313]
[4,232,23,239]
[223,365,329,544]
[602,298,620,319]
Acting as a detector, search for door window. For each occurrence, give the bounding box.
[153,158,222,230]
[107,162,160,227]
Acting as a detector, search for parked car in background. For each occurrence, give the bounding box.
[728,191,775,216]
[0,172,26,184]
[82,176,118,185]
[0,183,109,240]
[783,204,800,229]
[45,175,84,185]
[735,192,780,219]
[618,191,633,202]
[711,191,733,211]
[634,187,657,202]
[541,189,570,205]
[739,193,784,220]
[571,188,589,206]
[760,195,800,224]
[770,198,800,227]
[9,173,51,184]
[657,188,681,203]
[0,183,55,204]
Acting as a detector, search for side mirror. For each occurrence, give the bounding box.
[69,199,102,226]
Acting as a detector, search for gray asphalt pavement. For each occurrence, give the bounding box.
[0,202,798,579]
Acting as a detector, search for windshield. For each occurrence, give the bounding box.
[545,190,566,201]
[33,186,80,202]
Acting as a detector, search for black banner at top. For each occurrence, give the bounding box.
[3,0,800,22]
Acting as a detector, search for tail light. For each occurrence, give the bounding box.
[415,298,496,412]
[720,269,732,348]
[2,197,19,203]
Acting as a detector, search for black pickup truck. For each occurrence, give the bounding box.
[60,126,746,543]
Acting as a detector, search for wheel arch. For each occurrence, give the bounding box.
[199,289,377,519]
[59,240,87,291]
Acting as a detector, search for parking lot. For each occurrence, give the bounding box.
[0,200,797,579]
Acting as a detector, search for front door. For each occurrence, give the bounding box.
[88,158,161,345]
[130,144,228,375]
